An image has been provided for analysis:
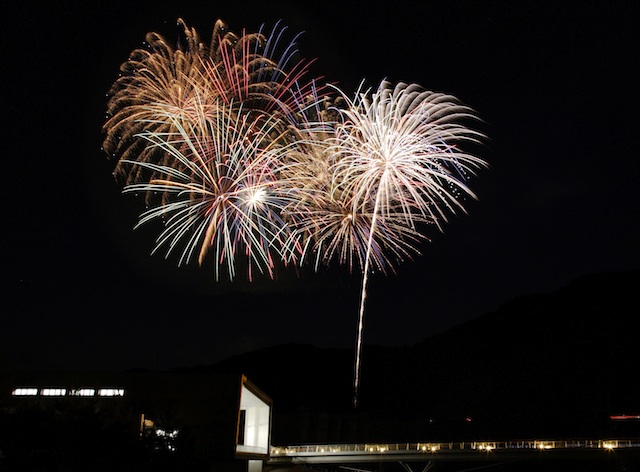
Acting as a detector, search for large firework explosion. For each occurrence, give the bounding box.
[103,18,323,202]
[122,103,298,282]
[102,18,488,407]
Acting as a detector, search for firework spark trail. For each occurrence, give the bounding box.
[327,80,487,407]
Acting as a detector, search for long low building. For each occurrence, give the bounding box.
[0,370,272,471]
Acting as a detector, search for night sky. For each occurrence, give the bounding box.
[2,1,638,372]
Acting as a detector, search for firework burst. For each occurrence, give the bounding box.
[103,18,324,192]
[281,120,431,274]
[103,16,488,409]
[103,19,216,185]
[201,20,323,123]
[324,80,487,406]
[122,103,296,281]
[331,80,486,226]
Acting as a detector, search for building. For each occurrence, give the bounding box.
[0,370,272,471]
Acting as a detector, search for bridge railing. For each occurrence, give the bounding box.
[271,438,640,456]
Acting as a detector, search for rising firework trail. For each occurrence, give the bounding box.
[327,80,487,407]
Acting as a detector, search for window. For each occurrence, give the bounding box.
[12,386,124,397]
[97,388,125,397]
[12,388,38,396]
[41,388,66,396]
[69,388,95,396]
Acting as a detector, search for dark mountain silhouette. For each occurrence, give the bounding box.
[180,268,640,445]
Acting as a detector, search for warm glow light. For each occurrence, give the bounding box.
[477,443,494,451]
[267,439,639,458]
[536,441,554,450]
[419,444,438,452]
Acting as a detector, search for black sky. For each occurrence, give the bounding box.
[2,1,639,372]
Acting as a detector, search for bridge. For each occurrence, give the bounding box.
[267,438,640,471]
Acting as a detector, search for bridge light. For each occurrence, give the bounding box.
[478,443,493,451]
[536,441,553,450]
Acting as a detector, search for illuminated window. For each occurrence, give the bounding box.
[69,388,95,396]
[41,388,66,396]
[98,388,125,397]
[12,388,38,396]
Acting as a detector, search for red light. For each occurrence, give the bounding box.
[609,414,640,420]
